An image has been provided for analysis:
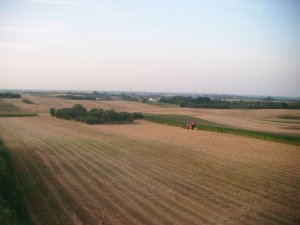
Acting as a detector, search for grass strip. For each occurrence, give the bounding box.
[278,115,300,120]
[144,114,300,146]
[0,138,32,225]
[0,102,20,112]
[143,102,179,108]
[267,119,300,124]
[0,114,38,118]
[144,114,231,128]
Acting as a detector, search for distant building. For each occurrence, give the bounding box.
[148,98,159,103]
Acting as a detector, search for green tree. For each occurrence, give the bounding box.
[72,104,87,120]
[50,108,56,117]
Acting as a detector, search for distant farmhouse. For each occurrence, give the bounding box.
[148,98,160,103]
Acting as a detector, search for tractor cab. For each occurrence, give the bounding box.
[184,121,197,130]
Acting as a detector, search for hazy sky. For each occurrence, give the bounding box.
[0,0,299,96]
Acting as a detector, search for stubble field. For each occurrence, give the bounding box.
[0,96,300,225]
[3,94,300,135]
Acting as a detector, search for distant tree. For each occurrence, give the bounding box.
[55,108,74,120]
[160,96,299,109]
[194,97,211,104]
[22,99,33,104]
[263,97,274,101]
[121,94,139,101]
[54,105,143,124]
[133,112,143,119]
[87,108,103,118]
[58,95,96,100]
[0,93,21,98]
[72,104,87,120]
[50,108,56,117]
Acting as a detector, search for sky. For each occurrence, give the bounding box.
[0,0,299,97]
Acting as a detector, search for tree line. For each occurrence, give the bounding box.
[57,94,96,100]
[160,96,300,109]
[0,93,21,98]
[22,99,33,104]
[50,104,143,124]
[57,91,114,100]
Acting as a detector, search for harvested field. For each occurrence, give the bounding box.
[194,110,300,135]
[0,117,300,225]
[4,95,300,135]
[4,95,160,114]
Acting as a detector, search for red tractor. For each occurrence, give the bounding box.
[183,121,197,130]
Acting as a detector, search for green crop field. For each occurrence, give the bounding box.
[0,114,38,117]
[144,114,300,146]
[0,101,20,112]
[278,115,300,120]
[144,102,179,108]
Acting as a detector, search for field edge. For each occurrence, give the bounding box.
[144,114,300,146]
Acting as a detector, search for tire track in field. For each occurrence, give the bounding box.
[13,118,227,224]
[40,117,296,187]
[105,120,300,172]
[89,139,298,225]
[38,119,300,223]
[41,128,241,221]
[38,127,218,224]
[2,118,300,225]
[41,119,268,209]
[96,123,300,206]
[3,133,76,224]
[7,118,298,225]
[54,139,218,225]
[29,118,234,222]
[4,120,190,224]
[1,120,97,225]
[31,128,288,225]
[7,123,143,225]
[0,118,300,224]
[62,130,298,221]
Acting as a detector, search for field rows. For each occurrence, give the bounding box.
[3,94,300,135]
[0,117,300,225]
